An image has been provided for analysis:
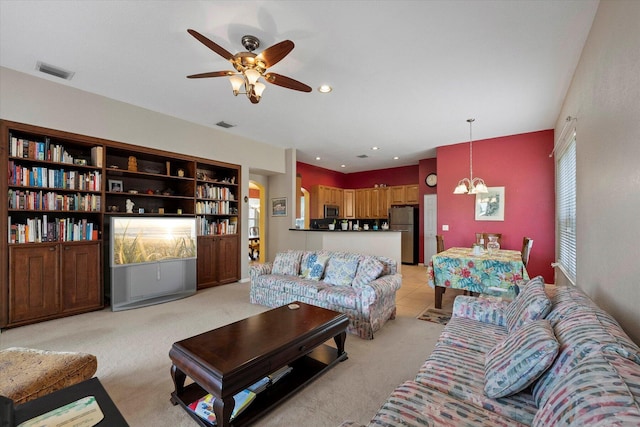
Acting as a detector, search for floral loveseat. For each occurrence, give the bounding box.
[249,250,402,339]
[341,276,640,426]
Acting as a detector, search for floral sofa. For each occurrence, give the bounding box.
[340,276,640,426]
[249,250,402,339]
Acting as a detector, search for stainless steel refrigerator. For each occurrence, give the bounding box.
[389,206,418,264]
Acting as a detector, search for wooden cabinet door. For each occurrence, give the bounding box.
[370,188,381,217]
[197,236,216,287]
[355,189,371,218]
[9,244,60,323]
[215,235,239,284]
[379,187,390,218]
[390,186,406,205]
[405,184,419,204]
[61,242,102,312]
[343,189,355,218]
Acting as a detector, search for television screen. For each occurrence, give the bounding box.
[111,217,196,266]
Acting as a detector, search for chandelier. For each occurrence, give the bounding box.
[229,68,266,103]
[453,118,489,194]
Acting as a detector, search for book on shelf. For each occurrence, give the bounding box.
[188,389,256,425]
[246,365,293,394]
[90,146,103,167]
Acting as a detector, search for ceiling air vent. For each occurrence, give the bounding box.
[36,61,75,80]
[357,154,369,158]
[216,121,235,129]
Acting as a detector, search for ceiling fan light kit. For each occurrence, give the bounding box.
[453,118,489,195]
[187,29,312,104]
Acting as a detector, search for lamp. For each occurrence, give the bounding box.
[453,118,488,194]
[228,68,266,102]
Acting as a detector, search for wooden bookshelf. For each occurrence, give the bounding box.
[1,120,241,328]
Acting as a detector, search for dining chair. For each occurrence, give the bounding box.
[476,233,502,248]
[521,237,534,267]
[436,235,445,253]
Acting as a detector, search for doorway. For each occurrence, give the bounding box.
[423,194,437,264]
[248,181,265,263]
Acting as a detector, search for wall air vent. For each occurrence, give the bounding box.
[216,121,235,129]
[357,154,369,158]
[36,61,75,80]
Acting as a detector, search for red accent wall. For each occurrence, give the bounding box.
[249,188,260,198]
[436,130,555,282]
[296,162,347,190]
[345,165,419,188]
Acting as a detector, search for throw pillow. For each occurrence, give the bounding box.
[484,320,559,398]
[271,250,303,276]
[352,256,384,288]
[505,276,551,333]
[323,255,360,287]
[300,252,331,281]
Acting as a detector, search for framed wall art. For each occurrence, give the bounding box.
[271,197,287,217]
[475,187,505,221]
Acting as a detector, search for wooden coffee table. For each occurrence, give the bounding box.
[169,302,349,427]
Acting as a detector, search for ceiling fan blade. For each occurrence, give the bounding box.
[187,71,235,79]
[187,29,234,61]
[264,73,312,92]
[257,40,294,68]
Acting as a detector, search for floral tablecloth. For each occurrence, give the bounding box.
[427,247,529,294]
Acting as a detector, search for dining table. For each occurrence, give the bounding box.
[427,247,529,309]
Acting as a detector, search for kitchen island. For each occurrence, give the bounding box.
[289,229,402,271]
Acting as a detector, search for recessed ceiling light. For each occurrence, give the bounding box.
[315,156,321,160]
[318,84,332,93]
[393,156,399,160]
[371,146,379,151]
[340,164,346,168]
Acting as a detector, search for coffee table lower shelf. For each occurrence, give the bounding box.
[171,343,347,427]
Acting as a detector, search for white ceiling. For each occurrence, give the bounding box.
[0,0,598,173]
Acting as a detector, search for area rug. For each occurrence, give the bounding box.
[417,308,452,325]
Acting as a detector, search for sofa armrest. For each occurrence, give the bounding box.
[249,262,273,282]
[452,295,510,327]
[360,274,402,306]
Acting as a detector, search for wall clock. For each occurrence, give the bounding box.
[425,173,437,187]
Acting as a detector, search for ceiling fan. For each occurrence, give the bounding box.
[186,29,312,104]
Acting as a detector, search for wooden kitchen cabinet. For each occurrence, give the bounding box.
[390,185,419,205]
[343,189,355,218]
[405,184,419,204]
[311,185,343,218]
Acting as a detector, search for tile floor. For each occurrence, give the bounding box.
[395,264,461,317]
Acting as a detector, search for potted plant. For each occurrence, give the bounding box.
[328,219,336,230]
[341,219,349,230]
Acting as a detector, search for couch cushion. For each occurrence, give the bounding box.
[374,380,529,427]
[352,256,384,288]
[317,286,359,310]
[484,320,558,398]
[532,351,640,427]
[323,254,360,287]
[0,347,97,405]
[272,250,303,276]
[439,316,508,354]
[504,276,551,333]
[300,251,331,281]
[417,344,538,425]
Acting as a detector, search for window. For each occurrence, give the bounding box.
[556,131,577,284]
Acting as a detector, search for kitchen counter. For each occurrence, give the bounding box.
[288,228,402,271]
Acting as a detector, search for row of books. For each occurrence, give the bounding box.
[196,217,237,236]
[195,200,236,215]
[9,161,102,191]
[188,366,292,425]
[9,135,77,164]
[196,185,236,201]
[8,189,101,212]
[8,216,98,243]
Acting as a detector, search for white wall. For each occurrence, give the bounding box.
[555,0,640,344]
[0,66,288,279]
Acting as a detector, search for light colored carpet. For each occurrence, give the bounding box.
[0,280,444,426]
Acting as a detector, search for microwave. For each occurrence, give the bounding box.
[324,204,340,218]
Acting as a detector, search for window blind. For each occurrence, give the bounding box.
[556,131,577,284]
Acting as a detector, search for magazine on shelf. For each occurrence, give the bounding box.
[188,389,256,425]
[247,365,293,394]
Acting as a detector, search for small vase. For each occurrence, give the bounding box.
[328,223,335,230]
[487,236,500,255]
[341,222,348,230]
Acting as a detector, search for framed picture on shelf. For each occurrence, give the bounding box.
[475,187,505,221]
[108,179,124,193]
[271,197,287,217]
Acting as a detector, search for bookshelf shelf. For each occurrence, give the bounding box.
[2,120,241,328]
